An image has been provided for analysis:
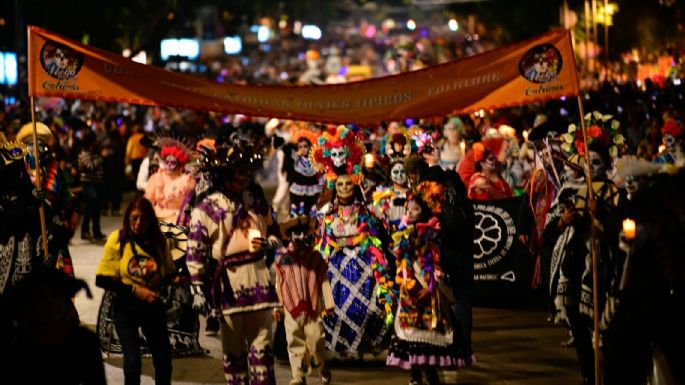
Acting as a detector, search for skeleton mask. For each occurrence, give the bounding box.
[54,48,69,69]
[330,147,347,168]
[588,151,607,180]
[390,163,407,186]
[663,133,677,151]
[162,155,179,171]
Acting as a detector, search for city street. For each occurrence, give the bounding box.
[72,214,582,385]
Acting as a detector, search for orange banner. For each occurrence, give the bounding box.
[28,26,579,125]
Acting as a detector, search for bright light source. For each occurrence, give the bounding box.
[122,48,132,58]
[675,78,682,86]
[224,36,242,54]
[3,52,17,85]
[279,20,287,29]
[448,19,458,32]
[160,38,200,60]
[302,25,322,40]
[407,19,416,31]
[294,21,302,35]
[257,26,270,43]
[365,24,377,38]
[132,51,147,64]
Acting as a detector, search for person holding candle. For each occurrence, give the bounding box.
[186,125,281,385]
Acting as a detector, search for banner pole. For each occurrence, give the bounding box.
[576,95,601,385]
[30,96,50,259]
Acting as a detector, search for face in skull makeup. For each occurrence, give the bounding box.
[162,155,179,171]
[390,162,407,186]
[335,174,355,203]
[624,175,644,196]
[330,146,347,168]
[588,150,607,180]
[663,133,677,151]
[563,164,580,183]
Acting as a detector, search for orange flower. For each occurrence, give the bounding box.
[587,124,602,139]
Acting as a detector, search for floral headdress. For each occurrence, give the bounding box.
[561,111,625,159]
[154,134,195,163]
[380,129,412,161]
[311,125,365,189]
[410,127,440,155]
[413,181,445,215]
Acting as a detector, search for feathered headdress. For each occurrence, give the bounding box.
[310,125,365,189]
[154,133,195,165]
[561,111,625,158]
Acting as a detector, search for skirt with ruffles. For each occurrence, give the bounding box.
[386,334,461,370]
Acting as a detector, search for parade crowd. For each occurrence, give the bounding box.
[0,30,684,385]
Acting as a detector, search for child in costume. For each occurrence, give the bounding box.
[273,207,335,385]
[387,181,459,385]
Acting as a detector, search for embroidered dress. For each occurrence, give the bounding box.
[386,219,459,370]
[316,202,394,356]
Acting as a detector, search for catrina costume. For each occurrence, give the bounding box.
[372,129,412,233]
[16,122,78,278]
[386,182,461,373]
[0,138,49,296]
[282,128,323,213]
[551,112,624,384]
[311,125,396,356]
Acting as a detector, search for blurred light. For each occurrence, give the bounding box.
[407,19,416,31]
[257,26,270,43]
[382,19,396,30]
[302,25,322,40]
[250,25,260,33]
[675,78,682,86]
[224,36,242,54]
[294,21,302,35]
[122,48,132,58]
[617,106,624,113]
[160,39,200,61]
[448,19,459,32]
[279,20,287,29]
[404,118,414,126]
[365,24,377,38]
[659,144,666,153]
[0,52,17,85]
[560,107,569,116]
[280,71,288,80]
[132,51,147,64]
[560,96,566,101]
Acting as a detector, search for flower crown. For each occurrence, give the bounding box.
[561,111,625,159]
[413,181,445,215]
[410,127,439,155]
[311,125,365,189]
[380,129,412,161]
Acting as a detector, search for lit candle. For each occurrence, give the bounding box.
[522,130,529,142]
[459,140,466,154]
[622,218,636,240]
[364,153,375,169]
[248,229,262,253]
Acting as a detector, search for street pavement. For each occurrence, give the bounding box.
[72,213,582,385]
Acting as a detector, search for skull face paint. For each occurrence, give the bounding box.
[330,147,347,168]
[162,155,179,171]
[390,162,407,186]
[335,174,355,203]
[624,175,644,196]
[663,133,677,151]
[588,150,607,180]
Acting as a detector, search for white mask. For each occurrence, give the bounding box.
[390,163,407,186]
[162,155,179,171]
[330,147,347,168]
[664,133,677,151]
